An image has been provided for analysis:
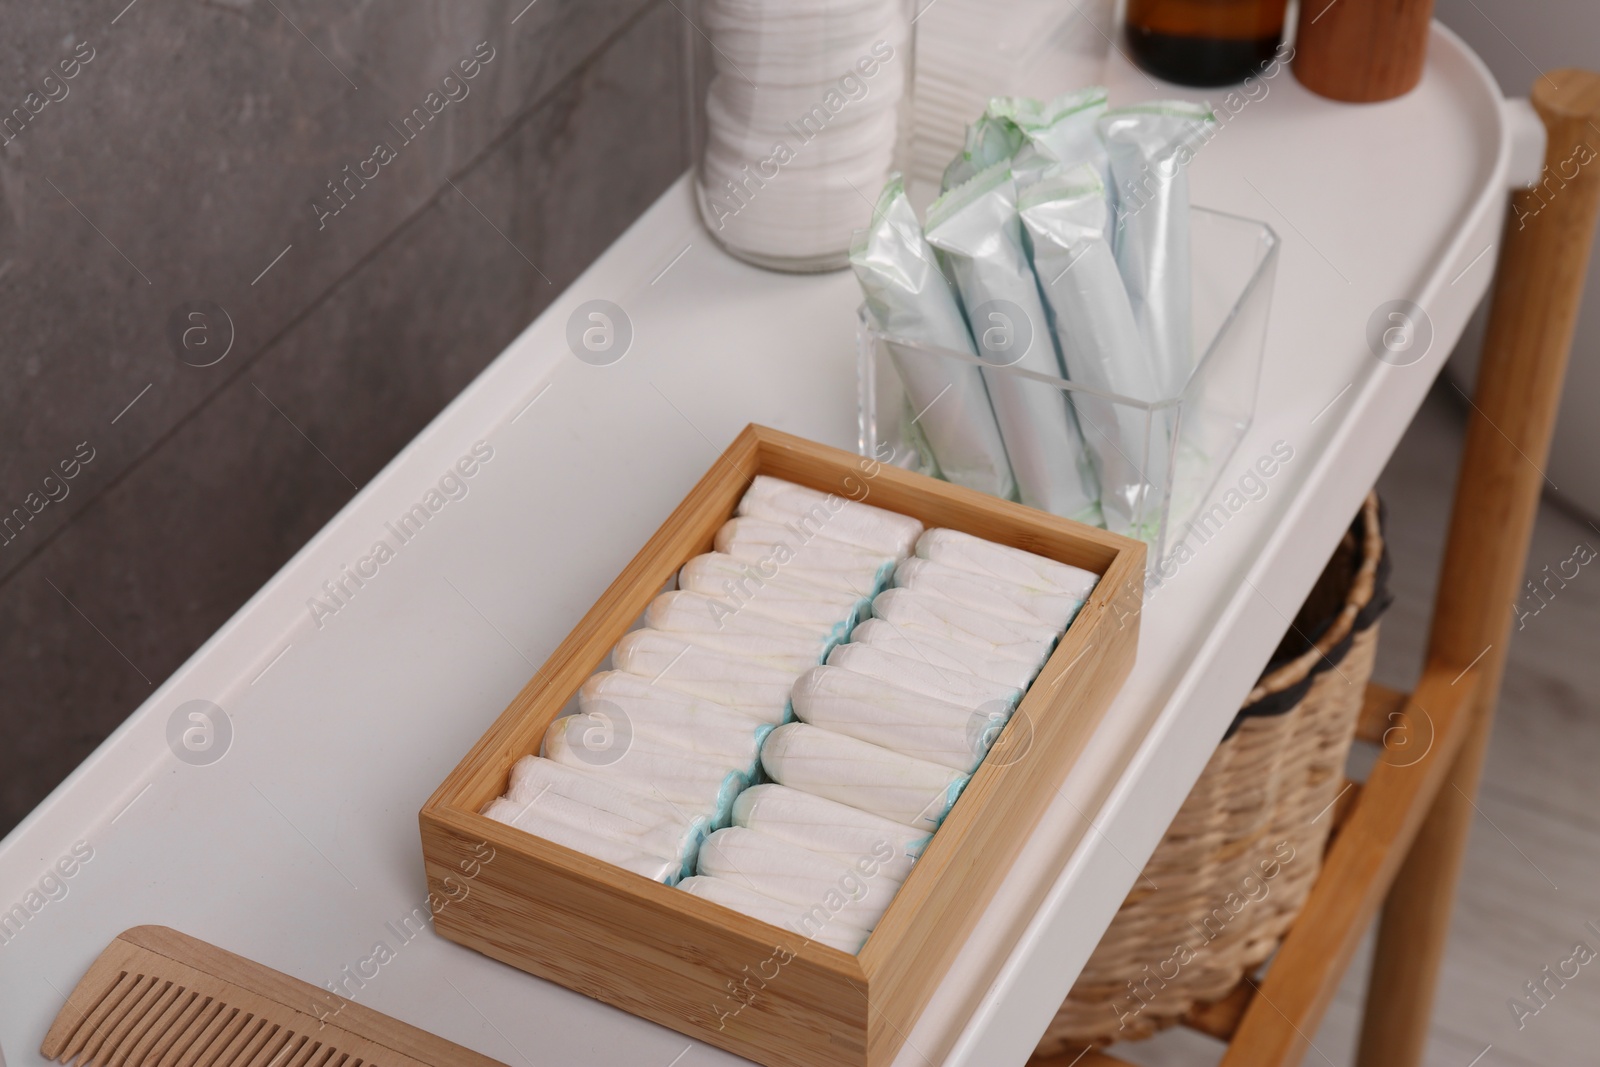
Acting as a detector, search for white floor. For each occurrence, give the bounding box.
[1102,385,1600,1067]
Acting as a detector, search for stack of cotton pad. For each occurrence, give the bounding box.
[696,0,910,265]
[482,476,919,894]
[691,524,1097,953]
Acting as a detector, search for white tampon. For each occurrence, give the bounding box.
[827,639,1025,712]
[715,516,896,595]
[849,618,1041,689]
[791,665,1006,772]
[893,557,1082,630]
[759,722,969,831]
[482,798,681,884]
[914,528,1099,599]
[696,826,901,931]
[732,784,929,882]
[736,475,924,559]
[679,553,869,638]
[580,670,785,725]
[542,725,750,826]
[545,707,770,780]
[678,876,871,954]
[871,588,1059,664]
[612,630,802,714]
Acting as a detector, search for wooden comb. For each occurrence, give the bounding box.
[41,927,504,1067]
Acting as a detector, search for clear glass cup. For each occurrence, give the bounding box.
[685,0,917,272]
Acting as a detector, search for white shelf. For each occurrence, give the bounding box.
[0,24,1527,1067]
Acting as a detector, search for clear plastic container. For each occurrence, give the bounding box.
[685,0,917,272]
[858,208,1279,567]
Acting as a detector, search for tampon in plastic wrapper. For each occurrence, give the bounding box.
[580,669,785,725]
[737,475,924,559]
[792,665,1007,771]
[1099,101,1216,399]
[760,722,969,831]
[612,630,803,714]
[871,587,1060,665]
[678,876,871,954]
[827,639,1025,712]
[1023,165,1169,539]
[924,162,1101,522]
[992,88,1109,194]
[497,758,708,878]
[679,553,869,638]
[481,798,681,884]
[941,111,1024,191]
[543,724,750,826]
[696,826,901,930]
[715,516,895,596]
[893,556,1082,630]
[849,617,1041,689]
[851,175,1016,499]
[915,528,1099,599]
[733,783,928,882]
[546,706,770,780]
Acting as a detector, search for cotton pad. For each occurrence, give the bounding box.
[924,162,1102,522]
[482,798,682,884]
[1023,165,1169,539]
[760,722,969,831]
[679,875,871,953]
[696,826,901,930]
[733,784,928,882]
[827,640,1025,711]
[543,726,751,826]
[580,670,785,725]
[871,587,1060,665]
[679,552,869,637]
[494,759,708,879]
[545,708,770,781]
[851,174,1016,500]
[1099,101,1216,399]
[612,630,803,713]
[893,556,1083,630]
[737,476,924,559]
[915,528,1099,599]
[715,516,896,596]
[849,617,1040,689]
[792,665,1006,771]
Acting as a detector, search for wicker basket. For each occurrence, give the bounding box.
[1037,493,1392,1052]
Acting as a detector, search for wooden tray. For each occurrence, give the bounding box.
[419,425,1144,1067]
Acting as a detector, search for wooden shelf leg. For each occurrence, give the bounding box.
[1355,69,1600,1067]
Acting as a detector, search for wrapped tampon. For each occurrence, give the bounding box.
[941,111,1023,191]
[915,528,1099,599]
[543,724,750,825]
[1099,102,1215,399]
[696,827,901,930]
[871,587,1060,665]
[715,516,896,596]
[581,670,785,725]
[737,476,924,559]
[546,706,770,780]
[827,640,1025,711]
[613,629,805,713]
[992,88,1110,194]
[924,162,1101,521]
[733,784,928,882]
[482,798,681,884]
[852,176,1016,499]
[893,556,1082,629]
[1023,165,1169,538]
[850,617,1041,689]
[792,665,1006,771]
[679,876,871,954]
[497,759,708,878]
[679,553,870,638]
[760,722,969,831]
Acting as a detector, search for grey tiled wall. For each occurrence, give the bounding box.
[0,0,688,834]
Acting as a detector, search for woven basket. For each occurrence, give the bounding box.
[1037,493,1392,1052]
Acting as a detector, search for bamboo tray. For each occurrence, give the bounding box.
[419,424,1144,1067]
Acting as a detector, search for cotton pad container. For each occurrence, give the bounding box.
[687,0,916,271]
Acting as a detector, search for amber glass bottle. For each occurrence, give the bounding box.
[1124,0,1288,87]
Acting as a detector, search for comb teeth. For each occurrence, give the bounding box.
[42,928,502,1067]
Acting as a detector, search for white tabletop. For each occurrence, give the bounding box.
[0,25,1530,1067]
